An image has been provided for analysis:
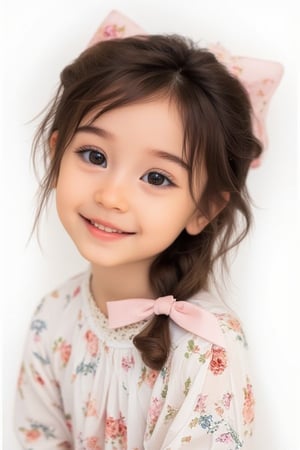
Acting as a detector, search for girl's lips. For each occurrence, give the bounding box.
[80,215,135,235]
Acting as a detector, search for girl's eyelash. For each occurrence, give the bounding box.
[75,145,104,155]
[75,146,107,166]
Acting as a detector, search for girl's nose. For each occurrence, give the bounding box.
[93,178,129,212]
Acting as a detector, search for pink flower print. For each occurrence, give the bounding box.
[146,369,159,387]
[25,428,41,442]
[149,397,163,422]
[60,342,72,365]
[243,378,255,424]
[105,413,127,446]
[216,432,233,444]
[105,417,119,439]
[84,395,98,417]
[73,285,81,297]
[222,392,233,409]
[85,330,99,357]
[103,24,125,39]
[146,397,163,436]
[118,419,127,439]
[194,394,207,413]
[209,346,227,375]
[138,366,159,387]
[86,436,102,450]
[121,355,135,371]
[217,313,247,347]
[104,24,118,38]
[227,317,242,333]
[53,338,72,367]
[215,405,224,416]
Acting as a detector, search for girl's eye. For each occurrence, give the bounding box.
[141,171,174,187]
[77,148,107,167]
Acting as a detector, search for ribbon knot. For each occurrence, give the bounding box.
[153,296,175,316]
[107,295,225,348]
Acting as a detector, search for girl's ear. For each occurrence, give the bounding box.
[185,213,210,236]
[49,131,59,158]
[185,192,230,236]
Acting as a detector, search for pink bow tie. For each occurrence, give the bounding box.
[107,295,225,348]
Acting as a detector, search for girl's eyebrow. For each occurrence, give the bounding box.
[77,125,114,140]
[76,124,188,170]
[148,150,189,170]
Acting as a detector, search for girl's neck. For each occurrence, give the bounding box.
[90,262,155,316]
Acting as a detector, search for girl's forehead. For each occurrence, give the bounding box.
[79,98,184,136]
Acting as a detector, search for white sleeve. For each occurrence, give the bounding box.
[144,313,255,449]
[14,298,72,449]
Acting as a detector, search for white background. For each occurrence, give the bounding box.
[2,0,299,448]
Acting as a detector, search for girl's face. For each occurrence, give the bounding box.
[54,98,208,272]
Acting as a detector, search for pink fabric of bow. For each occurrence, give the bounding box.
[107,295,226,348]
[88,10,283,167]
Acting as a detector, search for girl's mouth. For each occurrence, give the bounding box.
[81,215,135,236]
[89,220,124,234]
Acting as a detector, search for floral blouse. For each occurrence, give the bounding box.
[15,271,255,449]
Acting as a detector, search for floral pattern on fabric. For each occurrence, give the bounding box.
[77,433,102,450]
[216,313,248,347]
[138,366,159,388]
[15,271,255,449]
[105,413,127,448]
[189,389,244,449]
[242,377,255,436]
[19,419,56,442]
[53,338,72,367]
[209,346,228,375]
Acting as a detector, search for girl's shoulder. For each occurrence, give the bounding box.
[170,290,248,349]
[192,290,248,346]
[32,270,90,322]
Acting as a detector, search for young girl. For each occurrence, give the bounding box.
[15,32,265,450]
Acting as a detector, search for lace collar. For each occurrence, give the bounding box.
[86,277,150,343]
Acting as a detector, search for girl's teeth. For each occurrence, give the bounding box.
[91,221,122,233]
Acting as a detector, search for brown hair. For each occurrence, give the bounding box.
[32,34,262,370]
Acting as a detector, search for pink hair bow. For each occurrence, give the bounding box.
[107,295,225,348]
[207,43,284,167]
[88,10,283,167]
